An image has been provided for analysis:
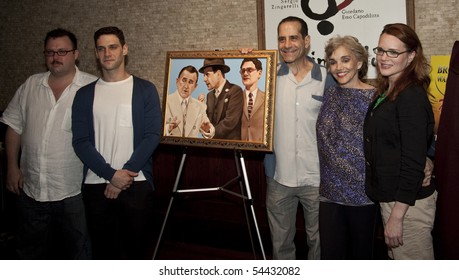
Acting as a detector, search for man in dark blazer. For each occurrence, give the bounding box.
[200,58,243,140]
[240,58,265,142]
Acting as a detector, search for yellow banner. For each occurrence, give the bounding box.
[429,55,450,134]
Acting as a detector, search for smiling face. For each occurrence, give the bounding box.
[328,45,362,88]
[176,70,197,99]
[376,33,415,83]
[277,21,310,64]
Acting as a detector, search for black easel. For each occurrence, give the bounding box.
[153,147,266,260]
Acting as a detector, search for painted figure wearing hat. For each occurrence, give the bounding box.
[199,58,243,140]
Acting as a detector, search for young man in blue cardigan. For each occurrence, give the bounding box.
[72,26,162,259]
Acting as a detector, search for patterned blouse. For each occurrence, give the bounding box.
[316,86,376,205]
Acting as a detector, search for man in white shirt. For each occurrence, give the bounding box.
[1,28,97,259]
[264,16,334,259]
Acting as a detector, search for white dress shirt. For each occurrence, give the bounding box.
[0,67,97,201]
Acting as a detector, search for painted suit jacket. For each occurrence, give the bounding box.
[165,91,214,138]
[241,89,265,142]
[206,80,243,140]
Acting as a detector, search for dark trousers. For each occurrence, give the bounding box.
[15,191,91,259]
[82,181,155,260]
[319,201,378,260]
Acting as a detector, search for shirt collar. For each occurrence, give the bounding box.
[246,88,258,96]
[179,95,189,104]
[42,66,82,88]
[71,66,88,87]
[215,79,227,95]
[277,56,324,82]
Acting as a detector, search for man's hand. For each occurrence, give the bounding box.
[200,121,211,133]
[104,183,122,199]
[239,48,254,54]
[6,166,23,195]
[5,127,23,195]
[167,116,181,133]
[110,169,138,190]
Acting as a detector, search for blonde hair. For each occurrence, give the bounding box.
[324,35,369,80]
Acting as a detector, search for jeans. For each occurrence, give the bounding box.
[266,177,320,259]
[15,191,91,259]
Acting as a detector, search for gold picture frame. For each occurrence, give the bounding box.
[160,50,277,152]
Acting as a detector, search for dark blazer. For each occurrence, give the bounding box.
[241,89,265,142]
[363,85,435,205]
[206,80,243,140]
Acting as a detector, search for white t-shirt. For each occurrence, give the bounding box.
[84,75,146,183]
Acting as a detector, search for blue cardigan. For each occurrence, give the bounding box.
[72,76,162,189]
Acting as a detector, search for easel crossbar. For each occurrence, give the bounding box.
[152,148,266,260]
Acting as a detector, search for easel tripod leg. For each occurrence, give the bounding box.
[237,151,266,260]
[235,151,257,259]
[152,150,187,259]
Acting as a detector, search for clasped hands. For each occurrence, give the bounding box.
[104,169,138,199]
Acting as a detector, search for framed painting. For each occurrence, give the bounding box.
[257,0,414,79]
[160,50,277,152]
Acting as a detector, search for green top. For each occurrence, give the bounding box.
[373,93,386,109]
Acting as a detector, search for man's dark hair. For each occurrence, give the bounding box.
[240,58,262,71]
[210,66,225,78]
[44,28,78,50]
[94,26,126,46]
[178,65,199,83]
[277,16,309,38]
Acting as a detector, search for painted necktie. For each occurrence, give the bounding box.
[248,92,253,118]
[181,99,188,136]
